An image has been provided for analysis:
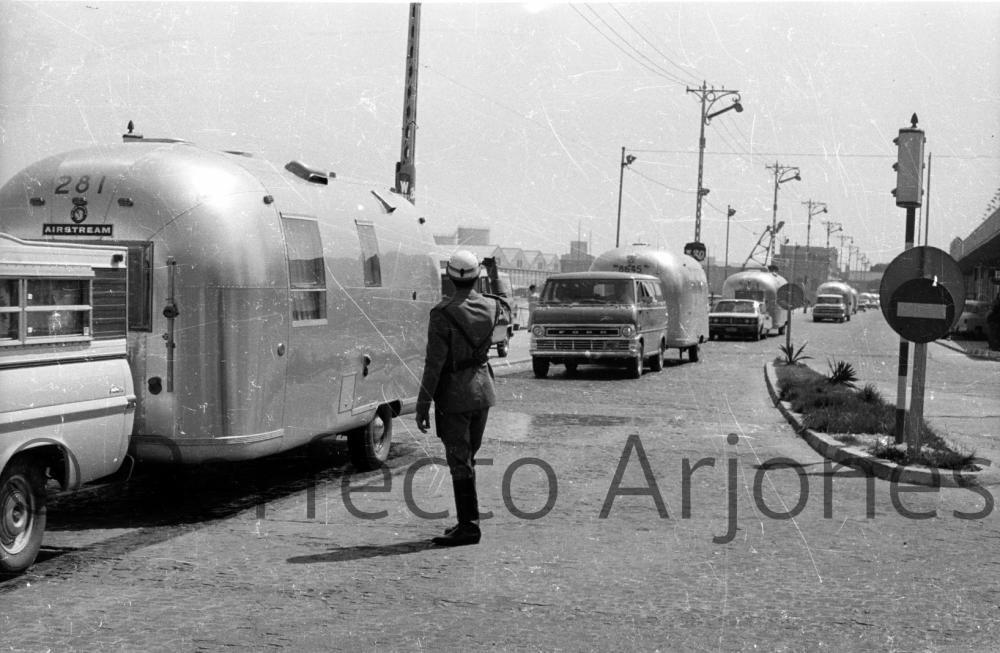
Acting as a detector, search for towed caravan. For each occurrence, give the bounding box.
[0,134,440,468]
[589,245,708,361]
[720,268,790,336]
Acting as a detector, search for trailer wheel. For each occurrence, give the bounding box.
[650,341,664,372]
[688,344,700,362]
[628,344,644,379]
[0,458,47,576]
[348,404,393,470]
[778,323,786,336]
[496,339,509,358]
[532,357,549,378]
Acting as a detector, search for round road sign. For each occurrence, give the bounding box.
[880,246,964,326]
[776,282,805,310]
[886,277,957,343]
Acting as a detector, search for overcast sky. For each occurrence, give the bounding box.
[2,1,998,268]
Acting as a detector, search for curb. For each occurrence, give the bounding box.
[763,361,988,488]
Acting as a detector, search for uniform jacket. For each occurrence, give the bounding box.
[418,286,505,414]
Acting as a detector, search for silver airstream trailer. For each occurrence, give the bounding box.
[0,135,440,469]
[590,245,708,361]
[816,281,859,318]
[721,268,789,336]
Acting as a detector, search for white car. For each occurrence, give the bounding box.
[709,299,772,341]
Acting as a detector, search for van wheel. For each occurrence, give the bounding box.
[348,404,393,470]
[650,341,664,372]
[0,458,47,576]
[532,357,549,378]
[628,345,644,379]
[689,344,700,363]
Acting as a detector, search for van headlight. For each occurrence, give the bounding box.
[532,325,545,337]
[621,325,635,337]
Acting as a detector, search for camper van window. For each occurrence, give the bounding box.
[282,216,328,323]
[24,278,91,339]
[0,278,18,341]
[355,221,382,288]
[91,267,128,339]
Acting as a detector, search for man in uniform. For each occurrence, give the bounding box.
[416,250,509,547]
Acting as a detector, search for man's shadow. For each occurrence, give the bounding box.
[287,539,439,564]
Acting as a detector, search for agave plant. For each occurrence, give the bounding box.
[778,342,812,365]
[826,359,858,387]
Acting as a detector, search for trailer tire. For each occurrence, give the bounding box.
[496,340,509,358]
[532,357,549,378]
[778,323,786,336]
[348,405,393,470]
[688,344,700,362]
[0,458,47,576]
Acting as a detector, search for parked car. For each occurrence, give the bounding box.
[812,293,850,323]
[709,298,772,341]
[951,299,989,339]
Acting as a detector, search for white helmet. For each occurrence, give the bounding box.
[446,250,480,281]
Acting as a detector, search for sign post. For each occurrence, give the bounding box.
[777,282,805,354]
[880,247,964,451]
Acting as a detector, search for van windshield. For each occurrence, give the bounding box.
[541,279,634,305]
[817,296,841,305]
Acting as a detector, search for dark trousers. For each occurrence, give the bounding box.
[434,407,489,480]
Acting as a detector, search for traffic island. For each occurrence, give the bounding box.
[764,361,992,488]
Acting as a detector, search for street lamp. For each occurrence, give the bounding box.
[686,81,742,244]
[723,205,736,283]
[802,200,827,311]
[615,146,636,248]
[823,220,842,280]
[765,161,801,264]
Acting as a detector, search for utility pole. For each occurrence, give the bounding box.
[765,162,800,265]
[394,3,421,203]
[686,82,742,244]
[802,200,827,310]
[724,205,735,284]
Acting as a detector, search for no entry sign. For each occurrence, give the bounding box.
[880,246,964,342]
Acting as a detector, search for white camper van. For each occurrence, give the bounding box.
[0,134,440,469]
[1,233,134,574]
[590,245,708,361]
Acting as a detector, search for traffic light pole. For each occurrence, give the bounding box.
[894,208,915,444]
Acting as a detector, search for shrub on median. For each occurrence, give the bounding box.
[772,359,978,471]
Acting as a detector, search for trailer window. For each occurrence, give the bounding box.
[282,216,327,324]
[355,221,382,287]
[126,243,152,331]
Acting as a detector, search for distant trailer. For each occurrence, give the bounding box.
[721,268,790,336]
[0,135,440,468]
[590,245,708,361]
[816,281,858,317]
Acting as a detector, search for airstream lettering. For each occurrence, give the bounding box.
[1,233,134,574]
[721,268,789,336]
[590,245,708,362]
[0,136,440,468]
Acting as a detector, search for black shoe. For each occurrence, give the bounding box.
[432,523,481,547]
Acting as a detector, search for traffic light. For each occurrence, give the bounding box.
[891,124,925,208]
